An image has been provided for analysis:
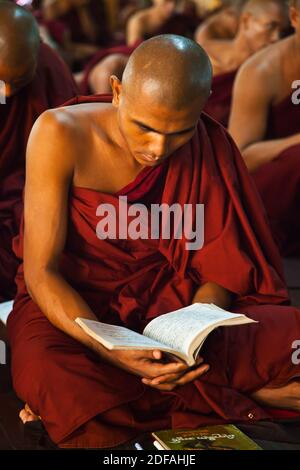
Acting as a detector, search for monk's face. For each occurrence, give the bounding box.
[0,56,37,97]
[241,3,286,52]
[113,81,206,167]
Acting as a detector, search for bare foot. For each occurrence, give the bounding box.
[19,403,41,424]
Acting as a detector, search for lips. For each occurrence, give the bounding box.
[140,154,158,162]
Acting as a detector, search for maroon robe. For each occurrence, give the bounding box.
[0,43,78,302]
[252,95,300,256]
[7,95,300,448]
[204,70,237,127]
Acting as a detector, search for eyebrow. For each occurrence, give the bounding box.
[132,119,196,136]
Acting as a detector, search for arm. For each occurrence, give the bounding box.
[126,12,145,46]
[192,282,233,310]
[43,0,73,21]
[229,62,300,172]
[73,0,98,43]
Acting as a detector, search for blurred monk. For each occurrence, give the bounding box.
[41,0,109,64]
[0,1,77,301]
[7,35,300,448]
[229,0,300,256]
[126,0,197,46]
[195,0,247,44]
[203,0,287,126]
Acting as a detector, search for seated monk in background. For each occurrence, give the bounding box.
[195,0,247,44]
[9,35,300,449]
[126,0,198,46]
[0,1,77,302]
[229,0,300,256]
[41,0,110,65]
[202,0,287,127]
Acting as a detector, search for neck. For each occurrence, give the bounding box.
[231,31,254,66]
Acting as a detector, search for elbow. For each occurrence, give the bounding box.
[24,265,57,301]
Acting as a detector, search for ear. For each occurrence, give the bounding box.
[110,75,122,107]
[240,12,252,32]
[290,6,299,29]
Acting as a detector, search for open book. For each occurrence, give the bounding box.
[75,303,257,366]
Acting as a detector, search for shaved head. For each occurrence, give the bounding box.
[121,34,212,110]
[111,35,212,167]
[0,1,40,68]
[242,0,288,15]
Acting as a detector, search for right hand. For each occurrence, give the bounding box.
[106,348,190,382]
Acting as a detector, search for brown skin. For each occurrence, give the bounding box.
[126,0,179,46]
[0,2,40,97]
[201,1,286,76]
[195,6,241,44]
[229,6,300,172]
[88,53,130,95]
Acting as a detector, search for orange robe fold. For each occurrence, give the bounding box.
[0,43,78,301]
[252,95,300,256]
[7,95,300,448]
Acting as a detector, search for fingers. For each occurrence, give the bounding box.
[143,363,210,389]
[175,364,210,386]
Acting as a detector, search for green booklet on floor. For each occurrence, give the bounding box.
[152,425,262,450]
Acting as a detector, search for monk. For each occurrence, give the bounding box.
[8,34,300,449]
[202,0,287,126]
[229,0,300,256]
[0,2,77,302]
[41,0,110,64]
[126,0,197,46]
[195,0,247,44]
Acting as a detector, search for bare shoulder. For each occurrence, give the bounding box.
[26,102,110,178]
[236,40,283,95]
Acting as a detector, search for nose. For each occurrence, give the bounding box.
[149,134,170,159]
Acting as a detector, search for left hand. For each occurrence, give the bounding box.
[141,353,210,391]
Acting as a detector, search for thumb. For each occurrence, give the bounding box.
[152,349,162,360]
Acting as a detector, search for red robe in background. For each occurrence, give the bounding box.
[0,43,78,301]
[7,96,300,448]
[252,95,300,256]
[80,44,137,95]
[204,70,237,127]
[55,0,110,46]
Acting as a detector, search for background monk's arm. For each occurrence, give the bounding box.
[192,282,232,310]
[126,13,145,46]
[229,63,300,172]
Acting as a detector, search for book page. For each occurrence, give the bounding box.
[75,318,176,351]
[143,303,255,356]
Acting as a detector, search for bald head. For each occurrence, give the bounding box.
[242,0,288,15]
[0,1,40,69]
[121,35,212,110]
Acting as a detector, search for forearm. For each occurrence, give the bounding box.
[25,268,112,360]
[76,6,98,42]
[242,133,300,173]
[43,1,71,21]
[192,282,232,309]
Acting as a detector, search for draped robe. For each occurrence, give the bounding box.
[0,43,78,301]
[204,70,237,127]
